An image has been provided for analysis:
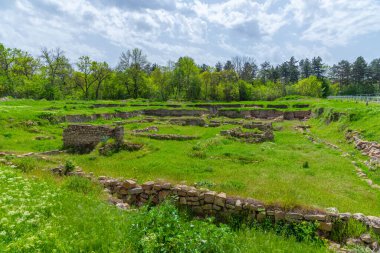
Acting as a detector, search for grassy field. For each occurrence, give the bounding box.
[1,98,379,215]
[0,166,328,252]
[0,98,379,251]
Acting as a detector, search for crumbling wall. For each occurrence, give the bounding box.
[63,125,124,153]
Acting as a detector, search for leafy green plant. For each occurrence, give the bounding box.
[331,218,368,243]
[64,160,76,175]
[128,200,238,253]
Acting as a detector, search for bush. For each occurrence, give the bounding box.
[128,200,238,252]
[64,160,76,175]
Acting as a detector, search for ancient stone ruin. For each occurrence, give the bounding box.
[221,127,274,143]
[346,130,380,168]
[169,117,206,126]
[63,125,124,153]
[51,167,380,248]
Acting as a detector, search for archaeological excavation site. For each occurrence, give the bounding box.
[1,99,380,252]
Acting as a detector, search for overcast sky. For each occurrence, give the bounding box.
[1,0,380,67]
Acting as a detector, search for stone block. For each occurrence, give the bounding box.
[142,181,155,191]
[285,212,303,222]
[123,180,137,189]
[318,222,332,232]
[214,192,226,207]
[128,187,143,195]
[204,191,216,203]
[304,214,326,222]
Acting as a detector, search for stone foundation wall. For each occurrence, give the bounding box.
[65,112,140,123]
[218,109,311,120]
[63,125,124,153]
[90,176,380,236]
[143,109,208,117]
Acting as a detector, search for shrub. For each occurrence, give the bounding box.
[64,160,76,175]
[303,161,309,168]
[128,201,238,252]
[331,218,368,243]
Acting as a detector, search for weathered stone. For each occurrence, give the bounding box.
[212,204,222,211]
[226,204,235,210]
[187,190,199,197]
[153,184,162,191]
[158,190,171,201]
[123,180,137,189]
[186,196,199,202]
[338,213,351,221]
[202,204,213,210]
[304,214,326,222]
[204,191,216,203]
[360,233,373,244]
[214,193,227,207]
[226,198,235,205]
[161,182,172,190]
[318,222,332,232]
[274,210,285,221]
[178,190,187,197]
[128,187,143,195]
[353,213,367,222]
[116,202,130,210]
[235,200,242,210]
[187,201,200,206]
[179,197,187,205]
[256,212,266,222]
[285,212,303,222]
[142,181,155,191]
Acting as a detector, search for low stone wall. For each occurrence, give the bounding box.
[63,125,124,153]
[133,133,199,141]
[61,171,379,238]
[221,127,274,143]
[143,109,208,117]
[242,122,273,131]
[346,130,380,168]
[65,112,140,123]
[218,109,311,120]
[169,118,206,126]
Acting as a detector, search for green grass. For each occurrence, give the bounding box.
[0,166,329,252]
[1,98,380,216]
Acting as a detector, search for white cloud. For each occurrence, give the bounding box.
[0,0,379,66]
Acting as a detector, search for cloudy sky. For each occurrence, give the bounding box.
[1,0,380,67]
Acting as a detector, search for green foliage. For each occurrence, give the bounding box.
[63,176,102,195]
[12,157,38,172]
[127,200,238,253]
[331,218,368,243]
[64,160,76,174]
[290,76,323,98]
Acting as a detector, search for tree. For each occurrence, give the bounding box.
[311,56,325,79]
[151,66,172,101]
[92,61,111,99]
[291,76,323,97]
[288,56,299,84]
[351,56,369,93]
[74,56,95,99]
[0,44,18,96]
[172,56,200,99]
[40,48,72,99]
[117,48,149,99]
[331,60,351,90]
[259,61,271,83]
[299,58,312,79]
[215,62,223,72]
[369,58,380,92]
[223,60,234,71]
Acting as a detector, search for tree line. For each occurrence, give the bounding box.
[1,43,379,101]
